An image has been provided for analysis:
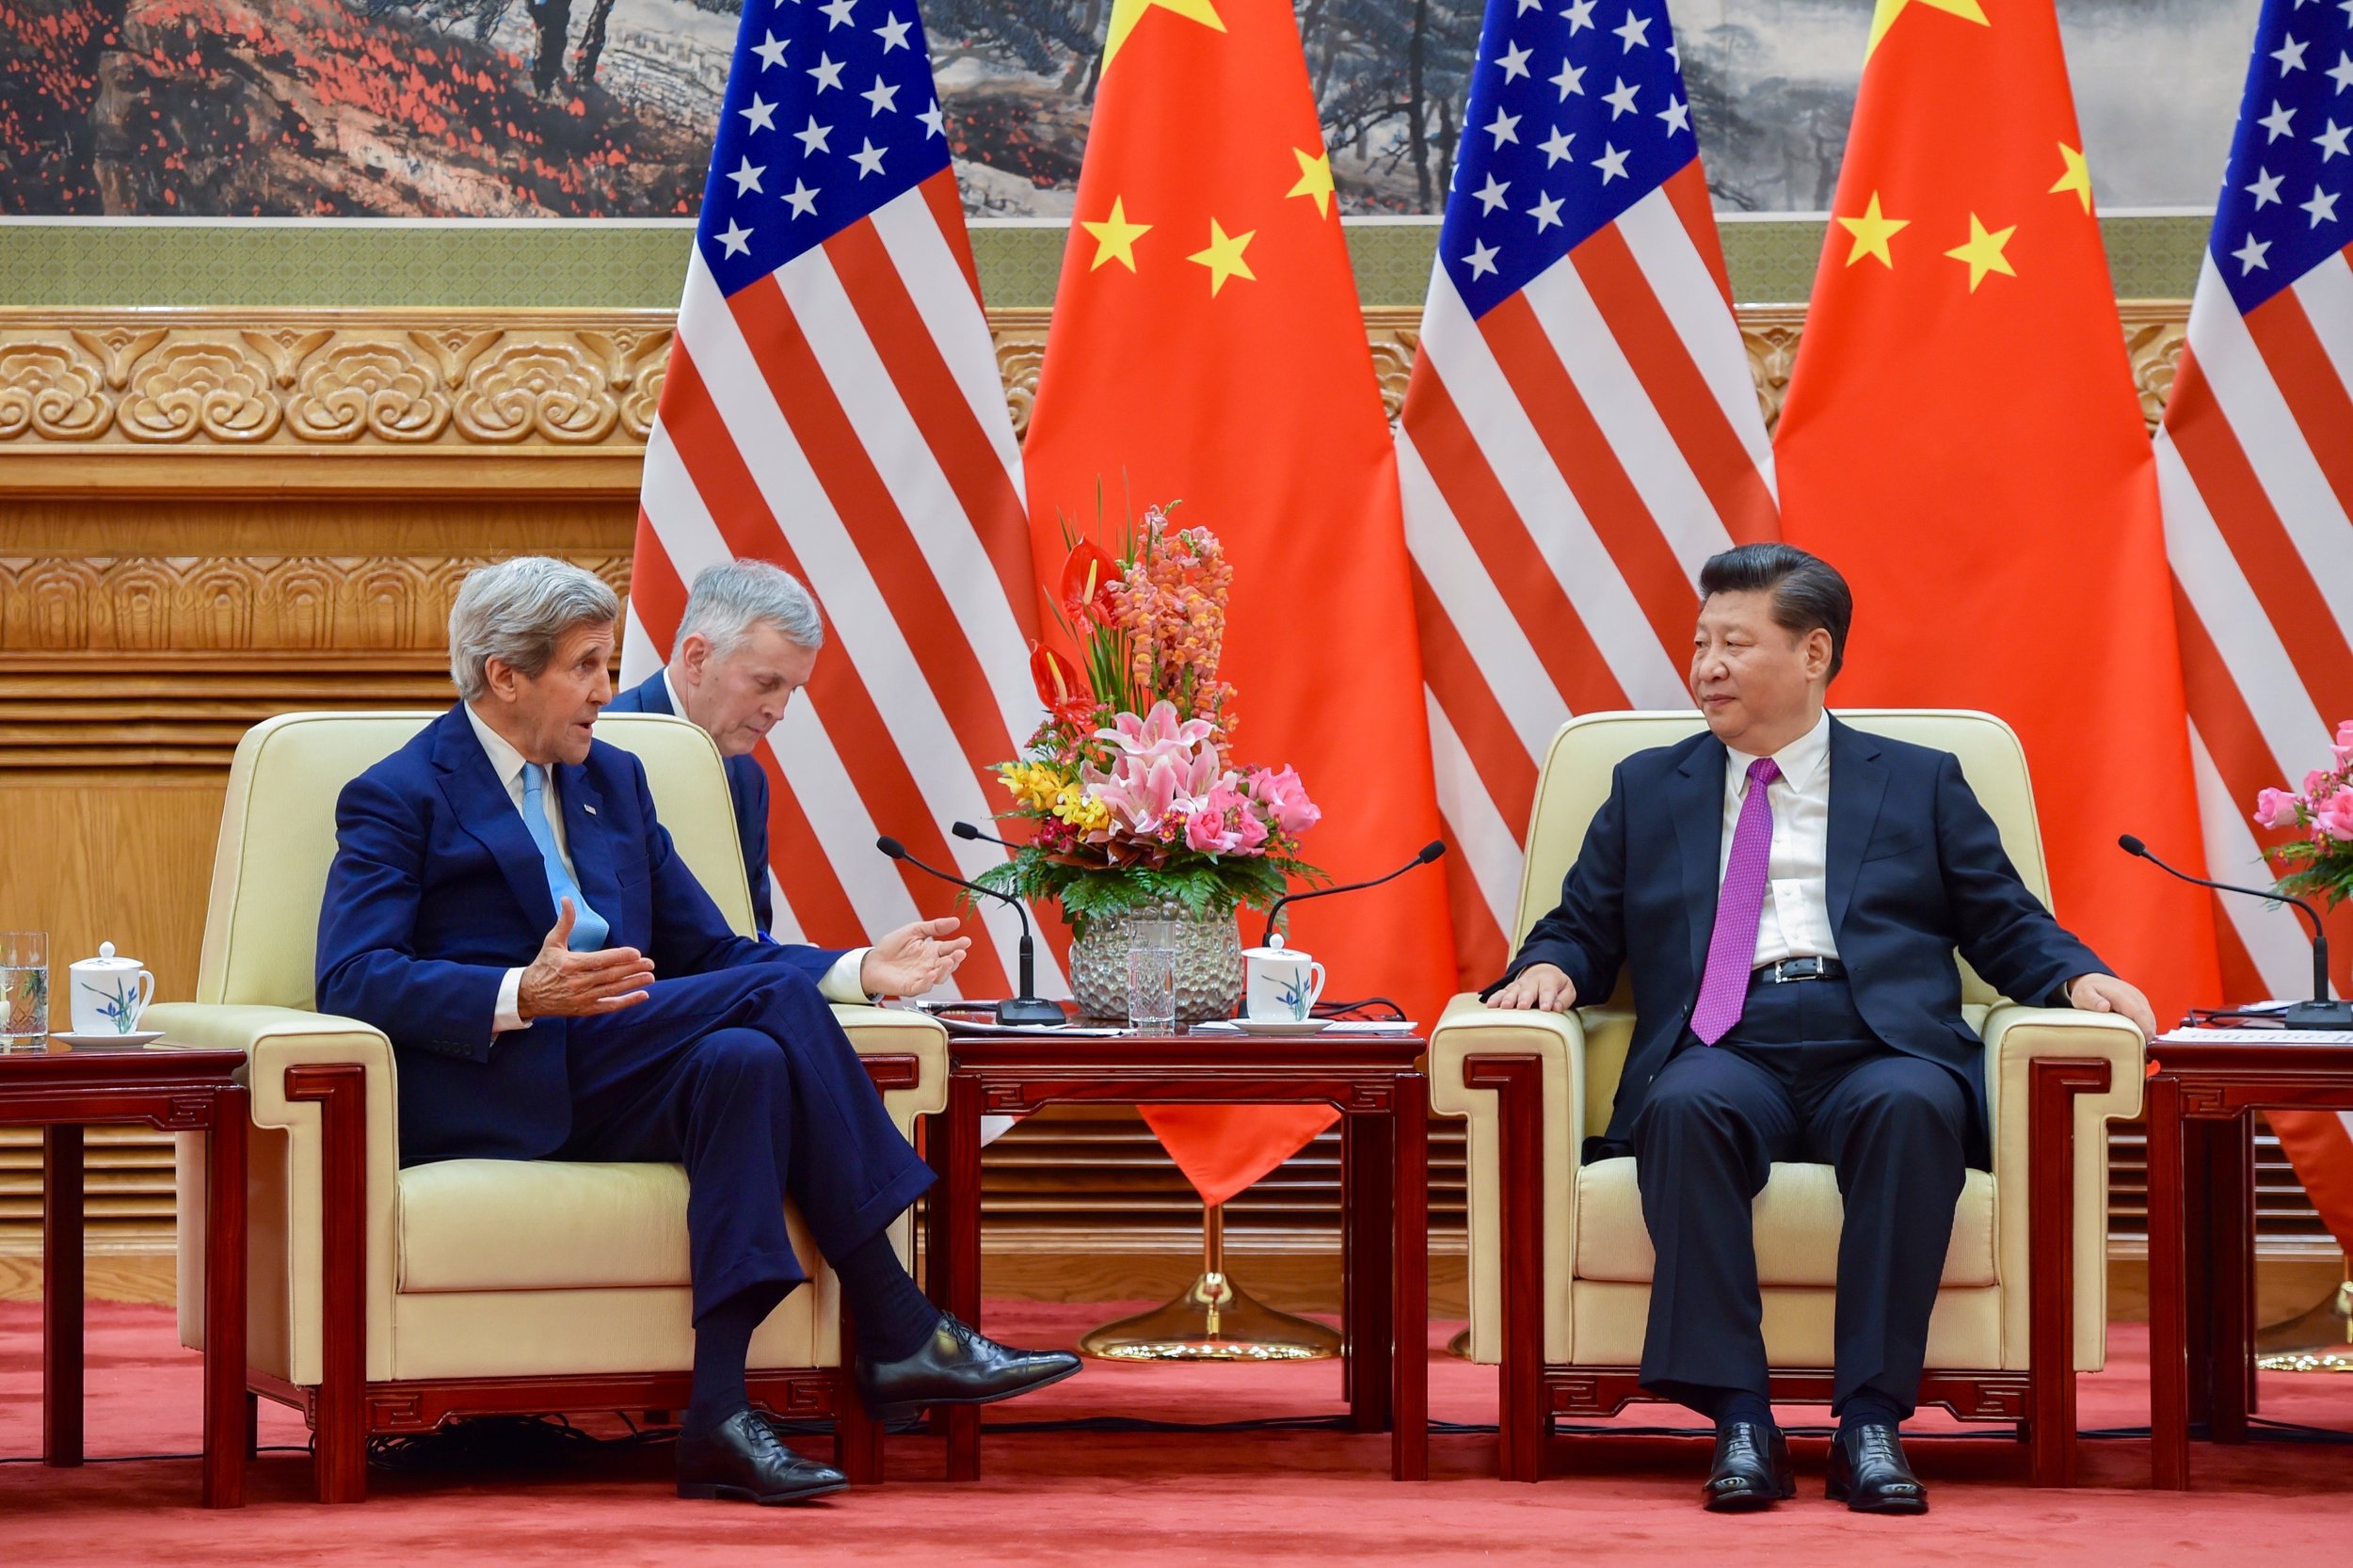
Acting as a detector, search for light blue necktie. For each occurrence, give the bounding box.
[520,763,609,950]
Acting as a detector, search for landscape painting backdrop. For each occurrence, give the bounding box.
[0,0,2258,218]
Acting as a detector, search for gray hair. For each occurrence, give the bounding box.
[676,558,824,662]
[447,556,620,701]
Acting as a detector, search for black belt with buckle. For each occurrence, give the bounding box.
[1755,956,1845,984]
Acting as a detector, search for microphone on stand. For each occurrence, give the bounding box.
[876,836,1066,1026]
[951,821,1017,850]
[1258,840,1447,951]
[2118,834,2352,1030]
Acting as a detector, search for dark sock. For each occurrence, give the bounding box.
[833,1231,942,1363]
[685,1282,790,1439]
[1712,1390,1774,1432]
[1837,1391,1907,1433]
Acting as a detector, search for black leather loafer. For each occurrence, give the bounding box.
[677,1409,850,1504]
[856,1314,1081,1421]
[1827,1423,1929,1513]
[1704,1419,1795,1512]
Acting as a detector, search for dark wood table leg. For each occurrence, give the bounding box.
[923,1111,952,1312]
[942,1070,984,1481]
[2209,1112,2255,1444]
[1465,1055,1546,1482]
[1391,1071,1429,1481]
[1346,1109,1393,1433]
[1339,1113,1356,1409]
[2145,1073,2191,1490]
[42,1124,85,1468]
[2180,1117,2217,1433]
[202,1087,248,1508]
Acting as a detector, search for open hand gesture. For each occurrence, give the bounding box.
[517,900,656,1020]
[860,917,971,999]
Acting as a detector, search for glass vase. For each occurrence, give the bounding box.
[1069,905,1242,1025]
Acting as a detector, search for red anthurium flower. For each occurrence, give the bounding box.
[1059,541,1121,626]
[1030,643,1092,716]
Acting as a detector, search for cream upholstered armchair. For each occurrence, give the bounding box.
[151,711,947,1502]
[1428,711,2144,1486]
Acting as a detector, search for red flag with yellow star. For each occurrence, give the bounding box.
[1775,0,2219,1025]
[1022,0,1457,1206]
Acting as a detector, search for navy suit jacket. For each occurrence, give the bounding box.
[314,704,841,1163]
[1487,716,2109,1160]
[606,670,773,937]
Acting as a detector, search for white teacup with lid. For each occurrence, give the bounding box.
[70,941,155,1036]
[1241,936,1327,1022]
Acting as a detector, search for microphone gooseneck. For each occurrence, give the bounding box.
[952,820,1017,849]
[1258,840,1448,950]
[875,836,1064,1026]
[2117,833,2348,1030]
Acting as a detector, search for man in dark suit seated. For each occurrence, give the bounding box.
[1484,543,2154,1515]
[606,558,814,938]
[316,556,1079,1507]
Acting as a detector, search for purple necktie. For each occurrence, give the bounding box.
[1691,756,1782,1046]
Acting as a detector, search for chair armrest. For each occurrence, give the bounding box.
[830,1004,949,1125]
[1981,1003,2147,1372]
[149,1002,401,1385]
[1429,994,1593,1364]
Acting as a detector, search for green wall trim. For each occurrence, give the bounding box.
[0,213,2212,311]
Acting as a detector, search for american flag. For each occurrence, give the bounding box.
[622,0,1057,1001]
[1399,0,1779,977]
[2157,0,2353,1230]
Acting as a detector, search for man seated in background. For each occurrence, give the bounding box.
[316,556,1079,1507]
[607,558,822,938]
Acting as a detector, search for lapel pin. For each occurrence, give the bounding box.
[584,804,598,816]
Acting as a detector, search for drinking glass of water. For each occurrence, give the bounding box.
[1126,917,1177,1034]
[0,931,49,1050]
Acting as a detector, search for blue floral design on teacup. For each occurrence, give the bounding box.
[82,975,144,1034]
[1273,972,1315,1021]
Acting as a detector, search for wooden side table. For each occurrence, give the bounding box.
[2144,1033,2353,1490]
[922,1028,1430,1482]
[4,1040,249,1508]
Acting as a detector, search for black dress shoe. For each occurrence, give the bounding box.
[677,1409,850,1504]
[1703,1419,1795,1512]
[856,1314,1082,1420]
[1827,1423,1929,1513]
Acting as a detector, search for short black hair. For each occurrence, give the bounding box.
[1697,543,1852,681]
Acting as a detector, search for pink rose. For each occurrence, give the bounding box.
[2253,787,2303,830]
[1246,765,1321,838]
[2319,791,2353,843]
[1184,784,1272,856]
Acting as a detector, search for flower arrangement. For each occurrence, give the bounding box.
[2254,719,2353,905]
[977,500,1321,935]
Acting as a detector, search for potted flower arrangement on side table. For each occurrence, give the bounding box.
[979,502,1321,1022]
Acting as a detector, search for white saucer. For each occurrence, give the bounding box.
[1228,1017,1334,1036]
[51,1030,166,1047]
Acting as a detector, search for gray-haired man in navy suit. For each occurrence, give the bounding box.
[1485,544,2154,1514]
[610,559,823,939]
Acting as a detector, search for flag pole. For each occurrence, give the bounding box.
[1077,1201,1342,1361]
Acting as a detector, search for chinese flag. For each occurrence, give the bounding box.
[1774,0,2219,1025]
[1023,0,1457,1206]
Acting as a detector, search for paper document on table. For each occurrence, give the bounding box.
[1193,1020,1421,1035]
[936,1018,1130,1037]
[2156,1029,2353,1045]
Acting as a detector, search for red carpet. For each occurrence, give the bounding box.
[3,1301,2349,1562]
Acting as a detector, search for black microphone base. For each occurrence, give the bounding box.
[995,997,1067,1027]
[2281,1000,2353,1032]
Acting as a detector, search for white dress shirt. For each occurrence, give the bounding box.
[463,704,868,1034]
[1719,710,1840,968]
